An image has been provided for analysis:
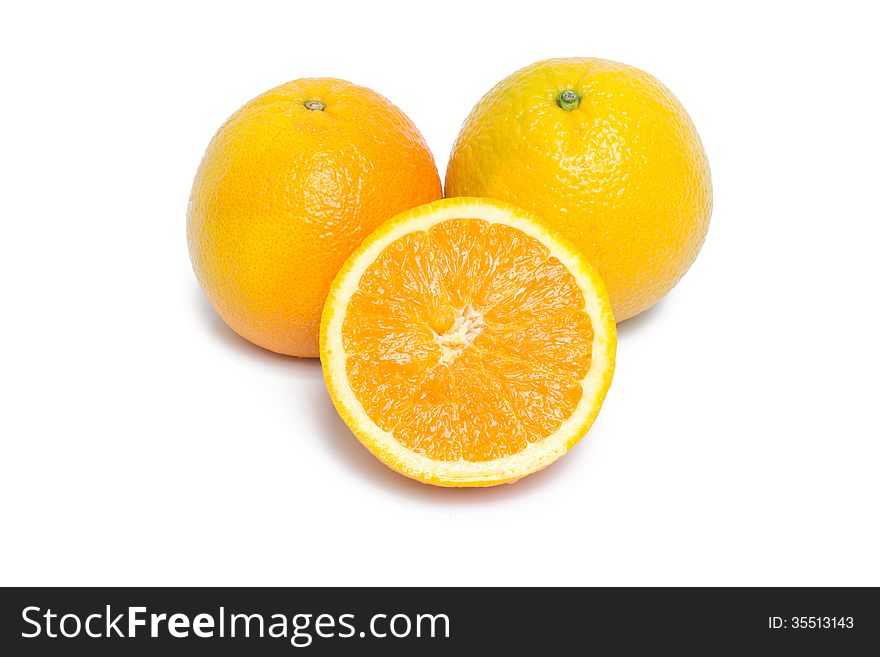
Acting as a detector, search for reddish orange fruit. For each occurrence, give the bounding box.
[188,78,442,356]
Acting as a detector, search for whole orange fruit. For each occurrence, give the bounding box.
[188,78,442,357]
[445,58,712,321]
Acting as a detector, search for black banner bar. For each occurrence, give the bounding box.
[1,587,876,654]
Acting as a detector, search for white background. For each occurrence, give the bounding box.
[2,1,878,586]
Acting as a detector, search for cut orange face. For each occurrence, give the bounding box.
[321,198,616,486]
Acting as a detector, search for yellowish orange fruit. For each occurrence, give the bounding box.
[188,78,442,357]
[321,198,616,486]
[445,58,712,321]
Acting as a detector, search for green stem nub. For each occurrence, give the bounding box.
[304,99,326,111]
[556,90,580,111]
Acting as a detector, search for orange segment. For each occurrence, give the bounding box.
[321,198,616,487]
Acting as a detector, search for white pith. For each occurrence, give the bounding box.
[322,198,615,485]
[435,304,485,365]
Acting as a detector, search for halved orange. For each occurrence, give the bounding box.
[320,198,616,486]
